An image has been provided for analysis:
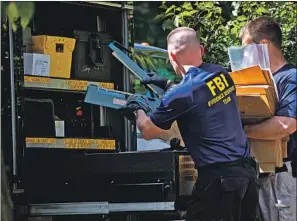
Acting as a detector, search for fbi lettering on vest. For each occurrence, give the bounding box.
[206,73,235,107]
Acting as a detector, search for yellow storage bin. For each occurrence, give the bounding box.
[32,35,76,79]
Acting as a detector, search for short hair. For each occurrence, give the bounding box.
[239,23,248,39]
[167,27,200,51]
[243,16,282,49]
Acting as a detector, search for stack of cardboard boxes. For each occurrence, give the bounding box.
[230,65,288,173]
[23,30,76,79]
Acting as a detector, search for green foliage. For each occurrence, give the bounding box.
[1,1,35,32]
[132,47,181,94]
[156,2,297,67]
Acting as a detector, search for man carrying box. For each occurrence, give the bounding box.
[121,27,260,221]
[240,16,297,221]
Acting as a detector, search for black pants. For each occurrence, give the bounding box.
[186,158,260,221]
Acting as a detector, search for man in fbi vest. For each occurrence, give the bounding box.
[121,27,260,221]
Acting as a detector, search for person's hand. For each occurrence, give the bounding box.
[170,137,186,151]
[141,73,174,91]
[119,95,152,120]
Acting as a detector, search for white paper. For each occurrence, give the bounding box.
[55,120,65,137]
[34,59,49,76]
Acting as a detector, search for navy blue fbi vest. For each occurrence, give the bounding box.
[151,63,250,167]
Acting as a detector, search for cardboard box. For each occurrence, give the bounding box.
[281,136,289,159]
[249,137,288,173]
[236,85,277,118]
[23,53,50,77]
[249,139,283,171]
[32,35,76,79]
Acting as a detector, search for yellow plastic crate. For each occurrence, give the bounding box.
[32,35,76,79]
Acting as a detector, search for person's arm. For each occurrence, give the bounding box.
[136,110,184,142]
[135,110,184,143]
[244,116,296,140]
[136,85,194,141]
[136,109,164,140]
[245,72,296,140]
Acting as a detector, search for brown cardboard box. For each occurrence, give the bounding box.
[236,85,277,117]
[230,66,269,85]
[32,35,76,79]
[249,139,283,172]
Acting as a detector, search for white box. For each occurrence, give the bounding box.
[55,120,65,137]
[23,53,50,77]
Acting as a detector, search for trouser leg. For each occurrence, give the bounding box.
[185,176,222,221]
[240,177,261,221]
[258,175,277,221]
[275,162,296,221]
[186,165,259,221]
[258,162,296,221]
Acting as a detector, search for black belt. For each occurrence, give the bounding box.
[198,157,256,173]
[275,163,288,173]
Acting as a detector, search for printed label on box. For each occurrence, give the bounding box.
[34,60,49,76]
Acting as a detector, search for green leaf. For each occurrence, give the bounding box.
[205,12,213,19]
[178,16,184,27]
[182,2,193,10]
[17,2,35,29]
[153,14,164,21]
[4,2,35,31]
[256,7,267,14]
[175,7,181,12]
[280,10,287,17]
[163,12,175,19]
[7,2,19,32]
[20,17,30,29]
[144,57,157,70]
[165,5,176,14]
[16,2,35,18]
[179,11,196,18]
[237,15,247,21]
